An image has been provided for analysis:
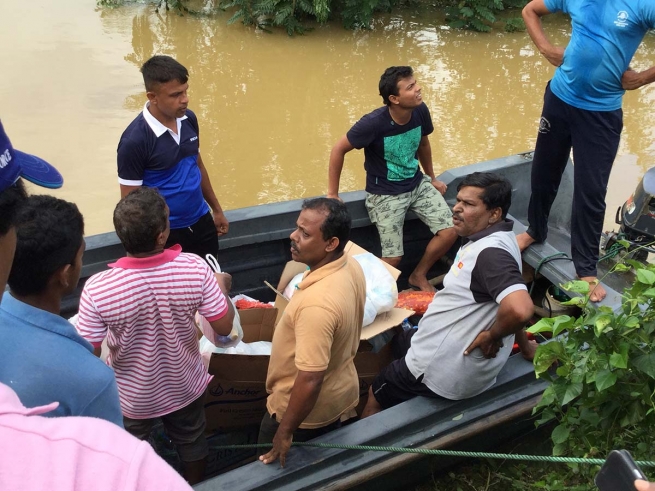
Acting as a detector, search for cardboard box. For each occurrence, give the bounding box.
[353,341,395,417]
[204,308,277,432]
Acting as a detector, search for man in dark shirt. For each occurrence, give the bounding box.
[328,66,457,292]
[117,55,228,261]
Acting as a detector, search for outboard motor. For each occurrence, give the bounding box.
[607,167,655,260]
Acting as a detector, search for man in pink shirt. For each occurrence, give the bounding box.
[0,382,193,491]
[76,187,235,484]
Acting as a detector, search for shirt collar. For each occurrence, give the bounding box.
[109,244,182,270]
[141,101,188,138]
[297,254,349,291]
[465,218,515,243]
[0,293,93,353]
[0,382,59,416]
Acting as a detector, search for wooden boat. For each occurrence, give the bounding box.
[62,152,628,490]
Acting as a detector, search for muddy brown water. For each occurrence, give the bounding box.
[2,0,655,235]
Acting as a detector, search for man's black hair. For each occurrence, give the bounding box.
[457,172,513,219]
[0,179,27,235]
[141,55,189,92]
[114,187,168,255]
[379,66,414,106]
[301,197,351,253]
[8,195,84,296]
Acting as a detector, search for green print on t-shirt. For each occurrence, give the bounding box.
[383,126,421,181]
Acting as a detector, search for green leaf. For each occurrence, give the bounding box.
[643,288,655,298]
[561,280,590,294]
[637,269,655,285]
[595,369,617,391]
[609,351,628,369]
[551,424,570,444]
[533,341,564,376]
[561,296,587,306]
[614,263,632,273]
[527,317,555,334]
[562,381,583,405]
[617,239,631,248]
[552,316,575,336]
[624,316,640,328]
[552,443,567,456]
[594,315,612,336]
[633,353,655,379]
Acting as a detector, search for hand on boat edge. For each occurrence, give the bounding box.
[259,430,293,467]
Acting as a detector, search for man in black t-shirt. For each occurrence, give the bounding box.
[328,66,457,292]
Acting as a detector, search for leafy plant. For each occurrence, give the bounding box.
[445,0,525,32]
[528,252,655,466]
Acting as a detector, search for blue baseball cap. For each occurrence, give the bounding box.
[0,120,64,193]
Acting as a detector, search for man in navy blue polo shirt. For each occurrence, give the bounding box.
[117,55,228,260]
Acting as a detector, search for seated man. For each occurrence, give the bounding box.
[362,172,535,417]
[328,66,458,292]
[76,187,234,484]
[0,195,123,426]
[259,198,366,467]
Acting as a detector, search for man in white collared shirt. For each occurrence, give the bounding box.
[117,55,228,260]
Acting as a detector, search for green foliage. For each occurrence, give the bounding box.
[97,0,525,34]
[528,257,655,468]
[445,0,525,32]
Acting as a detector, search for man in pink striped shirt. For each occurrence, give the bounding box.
[77,187,235,484]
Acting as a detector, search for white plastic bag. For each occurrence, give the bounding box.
[199,336,272,370]
[283,272,304,300]
[197,255,244,348]
[352,253,398,326]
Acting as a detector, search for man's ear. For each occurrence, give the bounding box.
[325,237,339,253]
[55,264,72,290]
[156,230,167,247]
[388,94,399,106]
[489,207,502,224]
[146,91,157,103]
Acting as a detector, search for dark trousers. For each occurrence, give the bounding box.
[527,83,623,277]
[257,412,342,445]
[166,211,219,263]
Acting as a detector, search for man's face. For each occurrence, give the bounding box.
[393,76,422,109]
[289,208,331,268]
[148,79,189,120]
[451,186,500,237]
[64,239,86,296]
[0,228,17,298]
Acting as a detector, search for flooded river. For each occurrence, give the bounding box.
[2,0,655,235]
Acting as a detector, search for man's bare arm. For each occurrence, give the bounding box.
[417,135,446,195]
[523,0,564,67]
[119,184,140,198]
[327,136,355,199]
[622,66,655,90]
[259,370,325,467]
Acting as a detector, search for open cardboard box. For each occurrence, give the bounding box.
[204,241,414,431]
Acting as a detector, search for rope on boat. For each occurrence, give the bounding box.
[212,442,655,467]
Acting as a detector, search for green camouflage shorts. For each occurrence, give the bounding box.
[365,175,453,258]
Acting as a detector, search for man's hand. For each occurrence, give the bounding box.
[464,330,503,358]
[431,179,447,195]
[326,193,343,202]
[259,429,293,467]
[213,211,229,236]
[543,46,564,67]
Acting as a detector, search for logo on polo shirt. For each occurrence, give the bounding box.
[190,136,198,142]
[0,149,11,169]
[614,10,628,27]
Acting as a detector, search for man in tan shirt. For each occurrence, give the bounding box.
[259,198,366,467]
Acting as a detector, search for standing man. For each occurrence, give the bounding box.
[518,0,655,302]
[259,198,366,467]
[328,66,458,293]
[117,55,228,260]
[362,173,535,417]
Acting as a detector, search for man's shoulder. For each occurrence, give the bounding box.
[119,113,152,148]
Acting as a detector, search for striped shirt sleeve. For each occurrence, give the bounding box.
[76,282,109,347]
